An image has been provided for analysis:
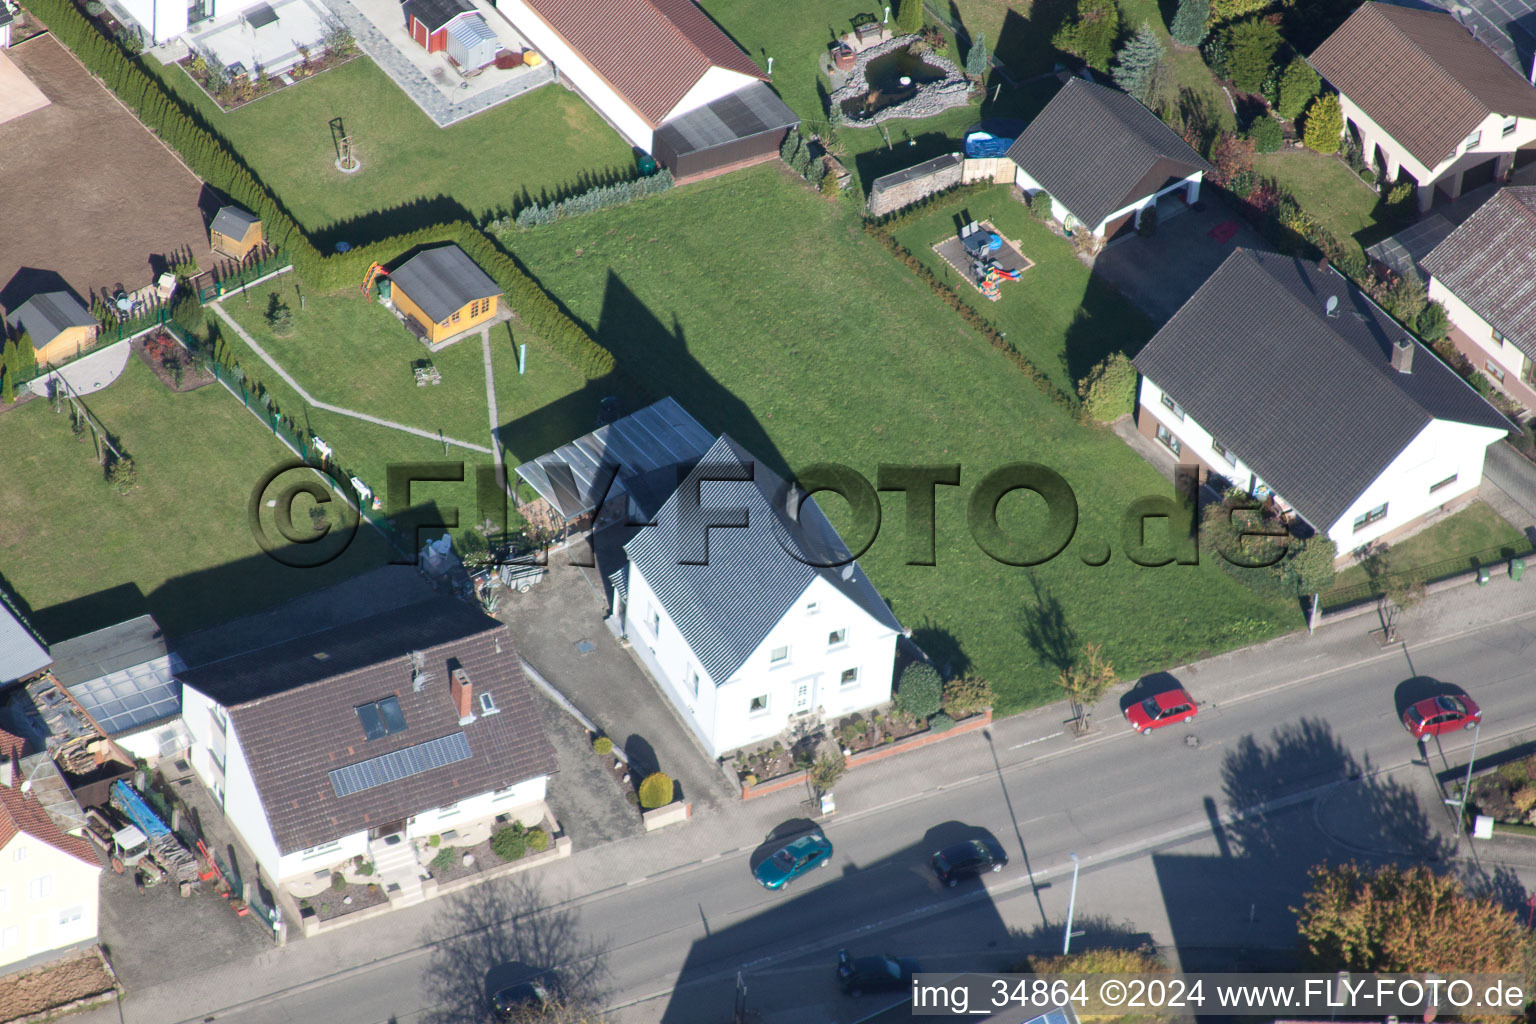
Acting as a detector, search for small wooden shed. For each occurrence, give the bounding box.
[388,244,501,345]
[210,205,263,260]
[6,291,99,367]
[402,0,477,54]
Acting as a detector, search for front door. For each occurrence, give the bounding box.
[792,676,816,714]
[369,818,408,841]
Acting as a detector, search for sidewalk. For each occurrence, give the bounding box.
[76,568,1536,1024]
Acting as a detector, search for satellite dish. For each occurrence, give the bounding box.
[1325,295,1339,317]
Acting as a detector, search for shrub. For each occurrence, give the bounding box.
[1202,33,1230,79]
[808,754,848,794]
[265,295,294,335]
[1136,205,1158,237]
[1053,0,1120,71]
[1225,18,1281,93]
[1248,114,1282,153]
[592,736,613,756]
[638,771,674,809]
[895,662,943,720]
[1416,301,1449,344]
[172,288,205,339]
[330,872,346,891]
[1077,352,1138,422]
[1029,190,1054,219]
[491,825,528,861]
[929,712,957,733]
[1514,786,1536,816]
[1277,58,1320,120]
[428,834,441,847]
[896,0,923,33]
[430,847,456,873]
[356,859,374,876]
[1302,94,1343,154]
[84,0,105,12]
[1170,0,1211,46]
[941,674,995,717]
[525,827,550,853]
[965,32,989,78]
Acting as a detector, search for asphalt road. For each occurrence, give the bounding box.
[165,610,1536,1024]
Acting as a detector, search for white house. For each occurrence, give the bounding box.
[174,596,557,894]
[1422,186,1536,412]
[610,435,904,759]
[1006,77,1213,241]
[1310,3,1536,212]
[1132,248,1512,561]
[496,0,797,180]
[0,764,101,974]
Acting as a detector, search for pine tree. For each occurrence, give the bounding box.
[13,331,36,383]
[1225,17,1281,93]
[1169,0,1210,46]
[965,32,989,78]
[896,0,923,34]
[1302,93,1343,154]
[1053,0,1121,71]
[1111,22,1165,101]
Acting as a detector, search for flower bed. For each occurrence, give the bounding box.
[299,878,388,921]
[1467,753,1536,829]
[176,31,360,112]
[425,819,554,882]
[133,330,216,392]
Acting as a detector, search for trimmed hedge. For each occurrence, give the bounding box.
[27,0,614,380]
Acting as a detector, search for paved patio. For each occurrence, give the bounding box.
[1090,199,1267,324]
[183,0,331,77]
[932,222,1035,299]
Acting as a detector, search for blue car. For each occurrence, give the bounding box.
[753,832,833,890]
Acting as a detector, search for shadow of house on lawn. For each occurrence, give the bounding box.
[661,820,1020,1024]
[1059,265,1157,385]
[1153,718,1460,971]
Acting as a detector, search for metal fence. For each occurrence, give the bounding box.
[197,249,289,302]
[1320,540,1534,610]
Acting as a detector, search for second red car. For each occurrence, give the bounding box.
[1403,692,1481,738]
[1125,688,1197,735]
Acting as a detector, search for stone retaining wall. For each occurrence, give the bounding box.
[868,153,964,217]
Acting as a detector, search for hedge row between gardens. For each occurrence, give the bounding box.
[28,0,614,380]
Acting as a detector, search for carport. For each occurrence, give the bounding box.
[651,82,799,183]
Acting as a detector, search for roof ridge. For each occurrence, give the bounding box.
[1372,2,1491,119]
[644,0,715,69]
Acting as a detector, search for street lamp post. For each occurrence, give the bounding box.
[1063,853,1081,955]
[1452,722,1481,839]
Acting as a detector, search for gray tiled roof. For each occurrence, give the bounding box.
[515,396,717,521]
[654,82,798,158]
[624,435,902,684]
[1425,0,1536,80]
[1005,77,1212,228]
[401,0,474,32]
[1132,249,1512,531]
[1422,186,1536,362]
[5,291,94,343]
[209,205,259,239]
[0,594,50,685]
[177,598,557,854]
[389,243,500,324]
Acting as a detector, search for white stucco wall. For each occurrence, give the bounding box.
[496,0,657,148]
[664,66,761,122]
[221,723,284,883]
[1428,277,1534,379]
[624,565,897,757]
[0,832,100,970]
[1138,377,1275,496]
[179,684,225,801]
[1339,95,1536,186]
[116,0,188,44]
[1015,166,1202,237]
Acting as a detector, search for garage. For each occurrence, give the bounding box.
[651,81,799,183]
[1459,156,1498,193]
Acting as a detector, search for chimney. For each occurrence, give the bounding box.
[1392,335,1415,374]
[450,667,475,725]
[0,756,11,788]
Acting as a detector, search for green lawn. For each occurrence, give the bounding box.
[1255,148,1383,259]
[146,56,635,233]
[506,165,1297,711]
[1326,501,1533,599]
[892,186,1156,394]
[0,357,395,640]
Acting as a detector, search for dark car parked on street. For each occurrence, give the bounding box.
[837,949,921,996]
[930,837,1008,886]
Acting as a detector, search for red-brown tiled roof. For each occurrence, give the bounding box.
[0,726,28,765]
[1423,186,1536,362]
[0,784,101,869]
[1309,3,1536,169]
[519,0,766,126]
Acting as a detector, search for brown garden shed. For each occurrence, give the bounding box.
[209,205,263,260]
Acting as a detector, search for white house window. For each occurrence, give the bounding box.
[749,694,769,715]
[770,645,789,664]
[13,844,25,863]
[647,605,660,636]
[1493,328,1507,345]
[29,875,54,901]
[1504,117,1518,137]
[1155,423,1181,455]
[805,600,819,613]
[1159,393,1185,419]
[0,926,16,950]
[0,889,8,912]
[841,667,859,687]
[1353,503,1389,532]
[827,628,847,646]
[301,839,343,860]
[1486,360,1506,383]
[1211,440,1237,467]
[1429,473,1459,494]
[478,692,499,715]
[1465,129,1481,148]
[688,669,700,699]
[58,905,83,926]
[439,802,460,819]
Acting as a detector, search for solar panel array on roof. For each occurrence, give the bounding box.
[356,696,408,740]
[68,660,181,736]
[378,695,407,734]
[329,731,471,797]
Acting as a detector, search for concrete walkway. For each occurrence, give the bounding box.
[26,338,132,398]
[480,327,504,480]
[209,301,493,454]
[316,0,556,128]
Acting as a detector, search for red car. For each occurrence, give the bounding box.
[1403,693,1481,738]
[1126,688,1197,735]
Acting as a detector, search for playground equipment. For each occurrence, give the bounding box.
[361,262,388,299]
[109,780,200,887]
[972,255,1022,300]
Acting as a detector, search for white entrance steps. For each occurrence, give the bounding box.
[368,832,426,908]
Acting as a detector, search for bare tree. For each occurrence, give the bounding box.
[1056,642,1117,734]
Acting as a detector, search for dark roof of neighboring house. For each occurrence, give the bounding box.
[1133,248,1512,531]
[0,599,50,684]
[4,291,95,343]
[1309,2,1536,169]
[515,0,766,126]
[0,781,100,869]
[48,615,166,689]
[402,0,475,32]
[388,244,500,323]
[210,205,260,239]
[1005,77,1213,229]
[515,396,718,521]
[176,598,557,854]
[654,81,798,158]
[1422,186,1536,362]
[623,435,903,684]
[1427,0,1536,80]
